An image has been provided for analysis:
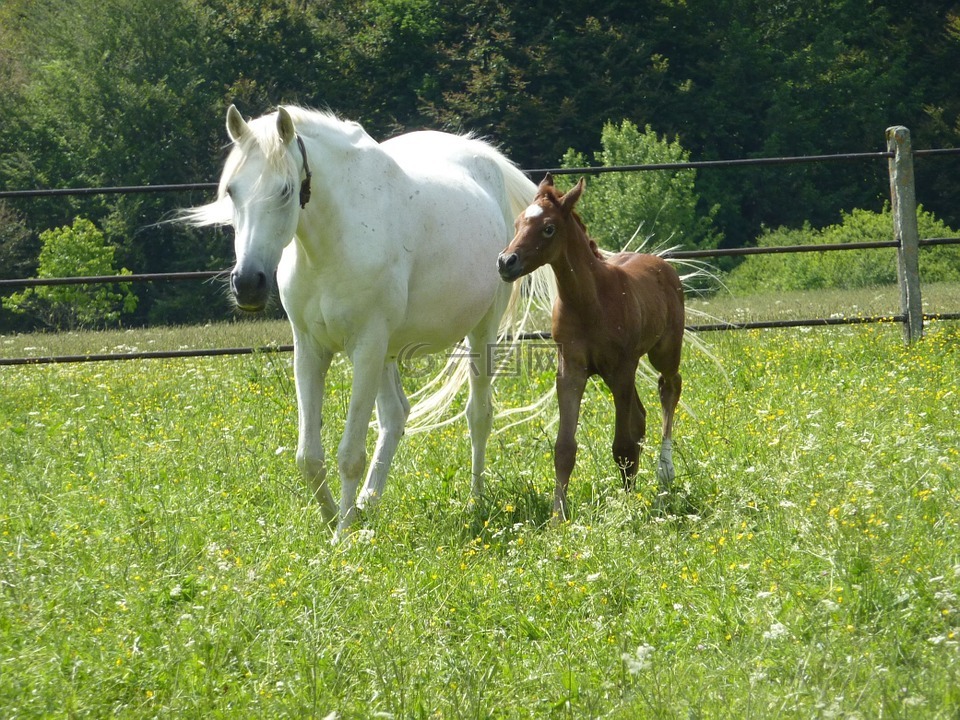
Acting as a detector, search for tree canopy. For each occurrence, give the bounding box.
[1,0,958,327]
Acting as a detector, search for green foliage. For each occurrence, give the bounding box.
[3,218,137,329]
[560,120,721,251]
[726,206,960,294]
[2,0,960,328]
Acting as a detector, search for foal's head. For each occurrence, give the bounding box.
[497,173,588,282]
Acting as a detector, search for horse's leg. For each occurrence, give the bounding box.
[464,302,505,504]
[292,333,337,524]
[336,337,389,537]
[656,370,683,491]
[465,346,494,503]
[554,357,588,521]
[356,361,410,512]
[610,371,646,490]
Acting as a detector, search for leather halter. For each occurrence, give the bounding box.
[295,134,312,208]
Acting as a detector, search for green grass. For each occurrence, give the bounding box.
[1,311,959,717]
[0,316,293,360]
[687,280,960,326]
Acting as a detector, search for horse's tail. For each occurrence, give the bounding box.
[404,151,557,433]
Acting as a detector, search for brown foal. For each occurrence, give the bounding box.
[497,174,685,520]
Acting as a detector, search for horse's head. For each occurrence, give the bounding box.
[221,105,312,311]
[497,173,585,282]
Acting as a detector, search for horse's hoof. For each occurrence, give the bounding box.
[356,487,379,512]
[331,522,354,545]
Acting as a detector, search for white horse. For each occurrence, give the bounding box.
[184,105,549,536]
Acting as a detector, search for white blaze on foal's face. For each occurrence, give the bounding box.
[523,203,544,220]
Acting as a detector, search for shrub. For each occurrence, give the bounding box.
[2,217,138,329]
[725,206,960,294]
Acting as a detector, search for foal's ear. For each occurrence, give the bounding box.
[538,172,555,193]
[226,104,249,143]
[277,106,297,145]
[561,177,586,212]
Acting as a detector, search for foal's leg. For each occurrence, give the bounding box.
[554,357,589,521]
[609,372,646,490]
[656,371,683,491]
[357,361,410,512]
[292,333,337,524]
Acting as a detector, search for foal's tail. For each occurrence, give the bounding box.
[404,150,557,433]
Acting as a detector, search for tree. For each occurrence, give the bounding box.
[559,120,721,252]
[2,218,137,329]
[2,0,960,331]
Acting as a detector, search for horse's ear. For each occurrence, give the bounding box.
[277,106,297,145]
[226,105,249,143]
[561,177,585,212]
[538,173,555,193]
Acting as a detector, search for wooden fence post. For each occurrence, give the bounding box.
[886,125,923,343]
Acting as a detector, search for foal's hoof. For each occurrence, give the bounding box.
[550,503,570,525]
[657,464,676,487]
[651,490,676,517]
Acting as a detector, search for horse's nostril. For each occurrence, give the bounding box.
[232,269,266,287]
[498,253,518,272]
[231,269,269,309]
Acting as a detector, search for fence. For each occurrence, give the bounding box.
[2,126,959,366]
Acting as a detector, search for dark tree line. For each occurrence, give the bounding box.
[1,0,958,327]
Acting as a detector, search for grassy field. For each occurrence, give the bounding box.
[1,294,958,717]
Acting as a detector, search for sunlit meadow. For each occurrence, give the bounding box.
[1,311,958,717]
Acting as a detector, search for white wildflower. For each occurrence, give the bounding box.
[356,528,376,544]
[622,643,655,674]
[763,622,789,641]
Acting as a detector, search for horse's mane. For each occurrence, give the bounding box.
[226,106,361,184]
[180,106,365,228]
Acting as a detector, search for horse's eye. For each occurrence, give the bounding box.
[543,224,556,238]
[280,183,294,200]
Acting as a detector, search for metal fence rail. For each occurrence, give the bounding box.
[2,128,958,365]
[5,311,960,367]
[2,238,956,291]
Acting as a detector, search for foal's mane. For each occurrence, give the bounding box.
[539,185,605,261]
